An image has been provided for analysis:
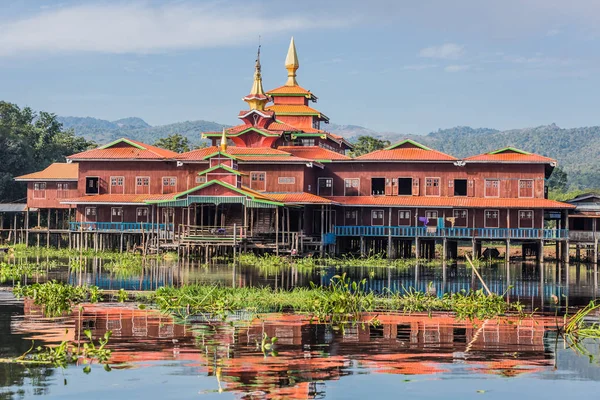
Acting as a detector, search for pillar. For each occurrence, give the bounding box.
[505,239,510,262]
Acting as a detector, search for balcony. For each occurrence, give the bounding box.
[333,226,569,240]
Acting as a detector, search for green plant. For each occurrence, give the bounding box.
[116,288,128,303]
[13,281,102,317]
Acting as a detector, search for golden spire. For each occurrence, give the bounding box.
[285,37,299,86]
[243,45,268,111]
[220,127,227,152]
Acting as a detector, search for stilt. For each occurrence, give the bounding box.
[415,236,420,259]
[442,238,447,261]
[505,239,510,262]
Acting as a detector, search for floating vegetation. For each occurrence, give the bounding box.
[13,281,103,317]
[0,329,113,373]
[0,262,47,283]
[565,300,600,339]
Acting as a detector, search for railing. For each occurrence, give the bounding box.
[569,231,599,242]
[69,222,173,233]
[333,226,569,240]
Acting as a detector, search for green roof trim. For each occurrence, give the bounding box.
[203,127,280,138]
[291,133,327,140]
[99,138,146,150]
[385,139,431,151]
[198,164,245,176]
[201,151,238,161]
[268,92,312,98]
[489,147,531,155]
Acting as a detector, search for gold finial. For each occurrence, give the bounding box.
[244,45,268,111]
[285,37,299,86]
[220,127,227,152]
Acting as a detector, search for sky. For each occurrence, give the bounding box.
[1,0,600,135]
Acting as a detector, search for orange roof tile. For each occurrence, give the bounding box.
[356,141,456,162]
[266,104,323,115]
[267,85,313,96]
[278,146,350,161]
[235,155,312,163]
[265,192,335,205]
[324,196,575,209]
[61,194,171,205]
[465,148,556,163]
[228,147,291,156]
[175,146,218,160]
[15,163,78,181]
[68,138,178,160]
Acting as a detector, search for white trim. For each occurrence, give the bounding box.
[32,182,47,199]
[278,177,296,185]
[344,178,360,196]
[317,177,333,196]
[424,177,441,197]
[84,206,97,222]
[397,177,413,196]
[452,209,468,227]
[16,178,78,182]
[85,176,100,195]
[453,179,468,197]
[161,176,177,194]
[250,171,267,191]
[62,201,147,206]
[136,207,149,223]
[398,209,411,226]
[484,209,500,228]
[111,207,124,223]
[135,176,150,195]
[344,209,358,225]
[518,209,534,228]
[484,178,500,198]
[370,176,386,196]
[518,179,534,198]
[109,176,125,194]
[425,210,438,223]
[371,209,385,226]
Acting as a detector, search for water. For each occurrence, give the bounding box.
[1,298,600,399]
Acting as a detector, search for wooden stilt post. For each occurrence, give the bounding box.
[320,205,325,257]
[13,213,18,245]
[46,209,51,248]
[25,209,29,247]
[275,207,280,256]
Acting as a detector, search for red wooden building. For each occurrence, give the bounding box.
[15,38,575,260]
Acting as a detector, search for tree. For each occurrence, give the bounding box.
[0,101,95,202]
[349,136,391,157]
[547,166,568,192]
[154,134,191,153]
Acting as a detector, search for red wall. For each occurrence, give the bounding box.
[27,181,78,209]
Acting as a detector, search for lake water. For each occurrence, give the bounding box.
[2,257,600,399]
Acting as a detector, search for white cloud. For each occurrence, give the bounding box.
[444,65,471,72]
[546,28,561,37]
[0,2,348,57]
[419,43,465,59]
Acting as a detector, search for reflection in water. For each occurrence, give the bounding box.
[2,301,600,399]
[2,256,599,313]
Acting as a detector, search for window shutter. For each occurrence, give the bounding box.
[412,178,419,196]
[467,180,474,197]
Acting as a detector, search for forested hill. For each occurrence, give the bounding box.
[57,116,600,190]
[57,116,226,145]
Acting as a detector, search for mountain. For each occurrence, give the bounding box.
[57,115,600,190]
[57,116,227,145]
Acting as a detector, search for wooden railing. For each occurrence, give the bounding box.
[333,226,569,240]
[69,222,172,233]
[569,231,600,242]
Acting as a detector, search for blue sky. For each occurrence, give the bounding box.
[1,0,599,134]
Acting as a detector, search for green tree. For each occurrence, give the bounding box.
[0,101,95,202]
[547,166,568,192]
[349,136,391,157]
[154,134,191,153]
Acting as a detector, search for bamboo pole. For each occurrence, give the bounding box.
[465,253,492,296]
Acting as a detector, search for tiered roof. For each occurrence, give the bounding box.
[15,163,78,181]
[68,138,177,161]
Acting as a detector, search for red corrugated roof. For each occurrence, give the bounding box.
[61,194,172,204]
[265,192,335,205]
[465,148,556,163]
[278,146,350,160]
[356,147,457,161]
[324,196,574,209]
[68,138,178,160]
[15,163,78,181]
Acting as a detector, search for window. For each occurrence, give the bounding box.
[454,179,467,196]
[425,210,438,227]
[344,178,360,196]
[85,207,97,222]
[519,179,534,198]
[278,177,295,184]
[136,176,150,194]
[302,138,315,146]
[33,182,46,199]
[111,207,123,223]
[425,178,440,196]
[57,183,69,198]
[318,178,333,196]
[196,176,207,184]
[136,207,149,223]
[398,178,412,196]
[110,176,124,194]
[250,172,266,191]
[398,210,411,226]
[484,179,500,197]
[162,177,177,194]
[85,177,99,195]
[345,210,358,225]
[453,209,468,227]
[484,209,499,228]
[519,210,534,228]
[371,178,385,196]
[371,210,385,226]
